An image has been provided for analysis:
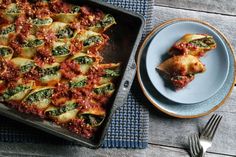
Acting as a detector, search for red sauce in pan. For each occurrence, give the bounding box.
[0,59,20,83]
[34,47,55,66]
[0,0,118,139]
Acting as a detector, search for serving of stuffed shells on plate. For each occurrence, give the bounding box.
[145,20,229,104]
[157,34,215,90]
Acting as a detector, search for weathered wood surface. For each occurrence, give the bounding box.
[154,0,236,16]
[149,89,236,156]
[1,2,236,157]
[0,143,233,157]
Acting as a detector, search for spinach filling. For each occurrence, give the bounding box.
[96,14,115,28]
[70,79,87,88]
[22,39,44,48]
[1,85,30,100]
[74,56,94,64]
[20,62,35,73]
[7,5,20,14]
[46,102,78,117]
[71,6,80,13]
[80,114,105,127]
[25,88,53,104]
[32,18,52,25]
[57,27,74,39]
[189,37,216,48]
[93,84,114,95]
[0,25,15,35]
[0,47,11,56]
[104,69,119,77]
[83,36,102,47]
[40,66,60,77]
[52,46,70,56]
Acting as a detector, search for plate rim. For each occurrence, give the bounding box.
[145,20,230,104]
[137,18,236,118]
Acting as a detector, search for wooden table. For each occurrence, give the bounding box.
[0,1,236,156]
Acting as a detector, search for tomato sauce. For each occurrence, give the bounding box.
[49,1,71,13]
[70,38,83,55]
[0,0,118,139]
[60,60,81,79]
[34,47,55,66]
[171,75,194,89]
[0,59,20,83]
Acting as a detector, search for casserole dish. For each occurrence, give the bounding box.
[0,0,145,148]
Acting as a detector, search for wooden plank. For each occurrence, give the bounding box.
[149,112,236,156]
[154,0,236,16]
[0,143,233,157]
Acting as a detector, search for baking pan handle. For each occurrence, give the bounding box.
[113,60,136,111]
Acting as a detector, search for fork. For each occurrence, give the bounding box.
[199,114,223,157]
[189,134,202,157]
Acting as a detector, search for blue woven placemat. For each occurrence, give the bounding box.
[0,0,153,149]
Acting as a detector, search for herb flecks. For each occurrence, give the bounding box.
[93,84,114,95]
[41,66,60,77]
[80,114,105,127]
[83,36,102,47]
[71,6,80,13]
[0,25,15,35]
[20,62,35,73]
[22,39,44,48]
[74,56,94,64]
[95,14,115,28]
[52,46,70,56]
[46,102,78,116]
[7,5,20,14]
[70,79,87,88]
[0,47,11,56]
[104,69,119,77]
[57,27,74,39]
[2,85,29,100]
[32,18,52,25]
[189,37,216,48]
[25,88,53,104]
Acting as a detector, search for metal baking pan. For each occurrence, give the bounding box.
[0,0,145,148]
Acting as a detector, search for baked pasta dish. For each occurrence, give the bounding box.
[157,34,216,89]
[169,34,217,57]
[0,0,119,138]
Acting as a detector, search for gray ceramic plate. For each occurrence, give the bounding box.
[146,22,229,104]
[137,19,235,118]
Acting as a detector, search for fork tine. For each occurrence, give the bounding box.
[189,135,196,156]
[189,135,196,155]
[192,135,197,155]
[189,136,195,156]
[201,114,217,136]
[194,134,201,153]
[208,115,222,140]
[189,134,200,157]
[205,115,221,138]
[197,114,223,156]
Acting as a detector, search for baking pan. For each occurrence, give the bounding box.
[0,0,145,148]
